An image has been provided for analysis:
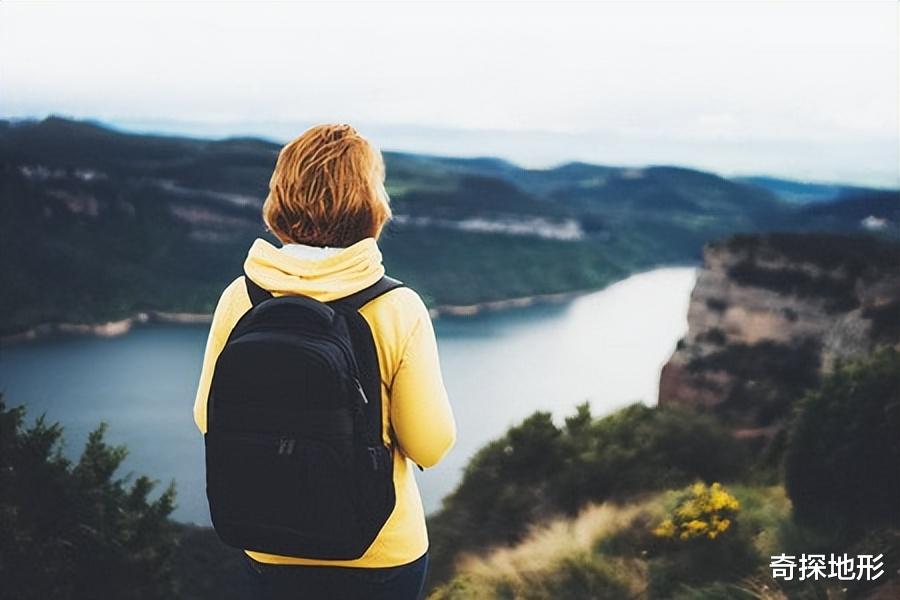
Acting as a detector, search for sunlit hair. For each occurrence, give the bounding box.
[262,124,391,247]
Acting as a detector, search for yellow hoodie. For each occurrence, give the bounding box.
[192,237,456,567]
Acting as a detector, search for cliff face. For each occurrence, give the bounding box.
[659,233,900,431]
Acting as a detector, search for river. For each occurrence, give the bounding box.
[0,267,696,524]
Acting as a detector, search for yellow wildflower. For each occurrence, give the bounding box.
[652,519,677,539]
[651,482,740,542]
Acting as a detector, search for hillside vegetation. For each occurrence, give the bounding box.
[0,394,178,599]
[428,348,900,599]
[2,117,896,335]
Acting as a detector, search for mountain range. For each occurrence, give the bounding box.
[1,116,897,336]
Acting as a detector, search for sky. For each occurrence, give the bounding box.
[2,1,898,186]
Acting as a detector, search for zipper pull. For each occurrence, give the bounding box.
[354,378,369,405]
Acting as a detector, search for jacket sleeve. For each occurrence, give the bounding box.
[389,300,456,468]
[192,277,251,434]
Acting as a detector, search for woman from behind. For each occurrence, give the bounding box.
[192,124,456,600]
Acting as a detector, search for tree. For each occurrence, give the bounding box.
[0,395,178,599]
[785,347,900,532]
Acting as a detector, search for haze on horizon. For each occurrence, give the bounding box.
[1,1,898,187]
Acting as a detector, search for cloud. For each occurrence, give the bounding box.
[1,1,897,186]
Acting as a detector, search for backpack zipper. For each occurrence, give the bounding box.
[353,378,369,405]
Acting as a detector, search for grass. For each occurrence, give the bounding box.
[429,501,652,599]
[429,485,797,600]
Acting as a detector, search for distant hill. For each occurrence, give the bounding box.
[793,190,900,235]
[1,117,896,336]
[733,175,885,205]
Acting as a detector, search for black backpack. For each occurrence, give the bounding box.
[205,272,403,559]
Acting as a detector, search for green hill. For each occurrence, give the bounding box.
[1,117,896,335]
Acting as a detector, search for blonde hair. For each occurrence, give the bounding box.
[262,124,391,246]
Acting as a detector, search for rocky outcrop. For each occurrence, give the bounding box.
[659,233,900,430]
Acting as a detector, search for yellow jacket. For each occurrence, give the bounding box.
[193,237,456,567]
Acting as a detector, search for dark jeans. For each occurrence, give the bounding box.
[240,552,429,600]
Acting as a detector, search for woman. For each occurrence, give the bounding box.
[192,124,456,600]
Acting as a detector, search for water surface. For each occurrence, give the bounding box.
[0,267,696,523]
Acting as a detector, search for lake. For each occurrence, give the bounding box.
[0,267,697,524]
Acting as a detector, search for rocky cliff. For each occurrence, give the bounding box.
[659,233,900,432]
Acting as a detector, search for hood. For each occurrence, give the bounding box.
[242,237,386,302]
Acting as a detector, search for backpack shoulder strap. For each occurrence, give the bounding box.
[331,276,404,312]
[243,271,274,307]
[329,275,403,450]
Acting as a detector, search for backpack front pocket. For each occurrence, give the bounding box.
[205,430,366,558]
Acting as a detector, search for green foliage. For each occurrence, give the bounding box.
[427,403,749,588]
[431,485,798,600]
[784,347,900,533]
[540,553,635,600]
[647,483,759,596]
[557,404,750,510]
[428,351,900,598]
[380,226,626,307]
[647,532,760,598]
[0,395,178,599]
[652,482,741,541]
[430,552,635,600]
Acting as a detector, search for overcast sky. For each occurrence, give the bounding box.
[2,1,898,186]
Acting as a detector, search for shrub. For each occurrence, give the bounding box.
[784,347,900,533]
[652,482,740,541]
[0,395,178,599]
[647,482,759,596]
[427,403,749,588]
[556,404,749,510]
